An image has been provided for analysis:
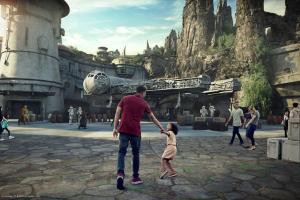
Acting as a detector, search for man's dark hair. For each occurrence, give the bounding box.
[293,103,298,108]
[170,123,178,135]
[136,85,147,93]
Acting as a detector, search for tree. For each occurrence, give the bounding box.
[241,38,272,117]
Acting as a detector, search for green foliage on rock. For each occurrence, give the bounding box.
[241,38,272,117]
[218,33,235,50]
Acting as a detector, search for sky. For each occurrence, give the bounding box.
[0,0,285,55]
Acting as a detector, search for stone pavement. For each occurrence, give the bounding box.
[0,123,299,200]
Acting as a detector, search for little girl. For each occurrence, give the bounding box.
[0,115,14,141]
[160,122,178,179]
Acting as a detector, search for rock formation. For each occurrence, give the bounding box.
[176,0,215,76]
[284,0,300,41]
[144,55,167,77]
[234,0,265,64]
[164,29,177,56]
[213,0,233,44]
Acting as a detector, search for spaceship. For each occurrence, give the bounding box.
[83,70,142,95]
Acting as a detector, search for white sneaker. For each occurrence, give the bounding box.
[8,136,15,140]
[0,138,5,141]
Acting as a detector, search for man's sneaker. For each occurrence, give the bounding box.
[116,174,125,190]
[160,171,168,179]
[131,177,143,185]
[0,138,5,142]
[8,136,15,140]
[168,172,177,178]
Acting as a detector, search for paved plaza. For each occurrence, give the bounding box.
[0,122,300,200]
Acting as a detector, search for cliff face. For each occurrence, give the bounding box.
[164,0,299,80]
[164,29,177,56]
[234,0,265,64]
[176,0,215,76]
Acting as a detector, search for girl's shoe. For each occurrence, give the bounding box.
[0,138,5,142]
[8,136,15,140]
[168,172,177,178]
[160,171,168,179]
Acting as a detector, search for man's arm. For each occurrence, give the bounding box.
[225,115,232,126]
[113,106,122,137]
[147,112,164,131]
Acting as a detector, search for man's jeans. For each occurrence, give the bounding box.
[117,133,141,178]
[230,126,244,144]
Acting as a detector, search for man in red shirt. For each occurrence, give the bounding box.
[113,85,164,190]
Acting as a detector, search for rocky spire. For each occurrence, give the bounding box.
[164,29,177,56]
[215,0,233,34]
[145,40,152,55]
[176,0,215,76]
[211,0,233,46]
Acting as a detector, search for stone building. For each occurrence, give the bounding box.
[0,0,69,119]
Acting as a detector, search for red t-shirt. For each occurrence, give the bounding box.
[118,94,152,136]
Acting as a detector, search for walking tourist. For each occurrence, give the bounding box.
[0,115,14,141]
[282,110,289,137]
[113,85,165,190]
[160,122,178,179]
[225,102,244,145]
[78,110,87,129]
[244,106,260,151]
[18,105,29,125]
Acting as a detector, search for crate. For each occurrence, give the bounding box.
[282,140,300,163]
[208,117,227,131]
[267,138,288,159]
[177,115,194,126]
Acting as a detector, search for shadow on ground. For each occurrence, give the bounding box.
[0,134,299,200]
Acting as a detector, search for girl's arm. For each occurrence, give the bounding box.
[246,113,257,127]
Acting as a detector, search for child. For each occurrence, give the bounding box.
[0,116,14,141]
[160,122,178,179]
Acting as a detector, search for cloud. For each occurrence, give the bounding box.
[164,0,184,30]
[66,0,159,12]
[264,0,285,16]
[63,25,171,55]
[90,25,170,36]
